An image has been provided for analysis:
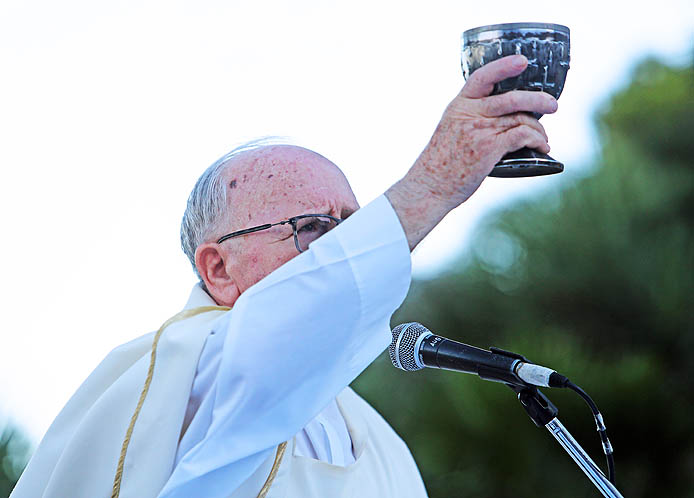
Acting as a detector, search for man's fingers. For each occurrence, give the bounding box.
[493,114,548,142]
[479,91,558,117]
[461,55,528,99]
[499,125,550,155]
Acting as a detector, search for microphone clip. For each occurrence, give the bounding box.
[489,347,559,426]
[489,346,530,363]
[509,383,559,428]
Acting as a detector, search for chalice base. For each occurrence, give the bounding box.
[489,148,564,178]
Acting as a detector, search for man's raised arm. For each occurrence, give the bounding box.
[385,55,558,250]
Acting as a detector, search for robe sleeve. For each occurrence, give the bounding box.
[159,194,412,498]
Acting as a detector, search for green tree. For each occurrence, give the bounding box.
[0,422,31,498]
[354,56,694,497]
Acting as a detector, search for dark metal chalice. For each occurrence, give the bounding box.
[462,22,570,177]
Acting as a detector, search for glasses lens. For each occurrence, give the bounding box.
[295,216,339,252]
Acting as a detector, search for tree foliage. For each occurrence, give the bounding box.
[0,423,31,498]
[354,56,694,497]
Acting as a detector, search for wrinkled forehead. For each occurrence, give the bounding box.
[221,145,356,226]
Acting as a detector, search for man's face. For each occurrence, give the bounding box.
[213,145,359,295]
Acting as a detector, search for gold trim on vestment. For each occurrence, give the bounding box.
[111,306,230,498]
[111,305,288,498]
[256,441,288,498]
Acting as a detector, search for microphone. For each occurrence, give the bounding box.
[389,322,569,388]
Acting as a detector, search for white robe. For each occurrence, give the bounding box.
[11,195,426,498]
[230,387,428,498]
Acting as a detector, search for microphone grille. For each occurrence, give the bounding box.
[389,322,430,371]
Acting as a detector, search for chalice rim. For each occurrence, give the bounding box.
[463,22,570,43]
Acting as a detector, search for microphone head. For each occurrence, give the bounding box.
[389,322,431,371]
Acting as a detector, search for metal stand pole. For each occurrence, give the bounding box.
[509,384,625,497]
[545,418,623,497]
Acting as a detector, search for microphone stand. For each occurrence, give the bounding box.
[507,383,624,497]
[490,344,624,496]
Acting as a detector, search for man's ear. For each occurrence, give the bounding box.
[195,243,241,307]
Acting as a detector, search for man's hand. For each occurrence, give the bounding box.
[386,54,558,250]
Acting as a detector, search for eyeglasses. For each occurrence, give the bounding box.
[217,214,342,253]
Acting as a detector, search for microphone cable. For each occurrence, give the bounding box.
[564,380,616,485]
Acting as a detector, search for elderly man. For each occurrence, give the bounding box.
[12,55,556,498]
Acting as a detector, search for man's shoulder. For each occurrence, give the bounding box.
[110,330,157,354]
[100,304,228,379]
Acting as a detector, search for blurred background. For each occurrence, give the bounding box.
[1,1,692,496]
[355,57,694,497]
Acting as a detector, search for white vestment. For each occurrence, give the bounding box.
[12,195,428,498]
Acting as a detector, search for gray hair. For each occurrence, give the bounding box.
[180,137,291,282]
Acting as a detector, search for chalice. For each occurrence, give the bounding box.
[462,22,570,177]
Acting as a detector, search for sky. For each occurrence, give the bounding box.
[1,0,693,442]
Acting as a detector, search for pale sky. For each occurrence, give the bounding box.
[1,0,693,442]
